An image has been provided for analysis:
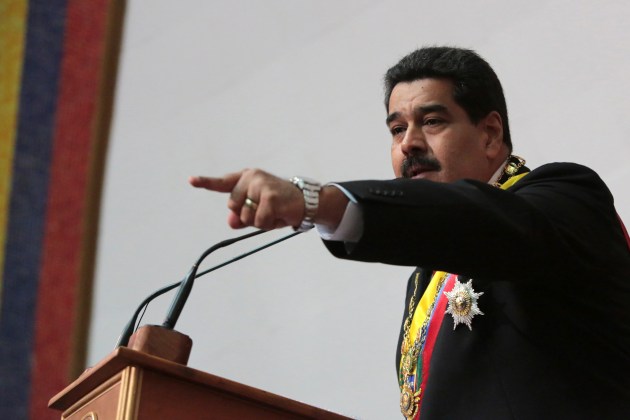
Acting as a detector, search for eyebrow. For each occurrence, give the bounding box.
[385,104,449,125]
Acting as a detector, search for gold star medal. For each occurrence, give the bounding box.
[444,278,483,330]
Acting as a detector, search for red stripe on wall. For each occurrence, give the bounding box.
[29,1,118,417]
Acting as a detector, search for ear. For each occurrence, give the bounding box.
[479,111,504,159]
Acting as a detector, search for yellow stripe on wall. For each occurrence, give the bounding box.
[0,0,28,304]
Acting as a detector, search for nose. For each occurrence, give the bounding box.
[400,125,427,156]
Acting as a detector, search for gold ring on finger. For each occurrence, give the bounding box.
[244,197,258,211]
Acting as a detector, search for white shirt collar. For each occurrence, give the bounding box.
[488,158,509,185]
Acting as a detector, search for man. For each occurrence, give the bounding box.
[190,47,630,419]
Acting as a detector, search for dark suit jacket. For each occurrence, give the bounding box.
[324,163,630,419]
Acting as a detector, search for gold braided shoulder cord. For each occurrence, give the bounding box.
[492,155,526,188]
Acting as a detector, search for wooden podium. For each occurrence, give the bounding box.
[49,327,352,419]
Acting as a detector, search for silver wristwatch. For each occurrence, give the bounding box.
[289,176,321,232]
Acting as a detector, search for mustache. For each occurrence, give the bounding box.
[401,154,441,178]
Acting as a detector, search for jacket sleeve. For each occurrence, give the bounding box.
[323,163,626,281]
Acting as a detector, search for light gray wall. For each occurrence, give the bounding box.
[88,1,630,418]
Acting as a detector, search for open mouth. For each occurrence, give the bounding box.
[411,171,432,179]
[407,166,435,179]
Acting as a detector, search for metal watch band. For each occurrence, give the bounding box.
[289,176,321,232]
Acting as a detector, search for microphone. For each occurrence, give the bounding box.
[115,229,302,348]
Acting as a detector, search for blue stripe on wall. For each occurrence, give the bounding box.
[0,0,68,418]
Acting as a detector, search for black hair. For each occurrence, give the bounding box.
[384,46,512,151]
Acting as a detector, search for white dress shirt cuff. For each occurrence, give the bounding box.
[315,183,363,242]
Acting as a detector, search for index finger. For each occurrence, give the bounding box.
[189,171,243,193]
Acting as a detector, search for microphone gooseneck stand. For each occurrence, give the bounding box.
[116,229,303,362]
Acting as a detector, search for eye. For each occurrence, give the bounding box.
[390,126,406,136]
[423,118,443,126]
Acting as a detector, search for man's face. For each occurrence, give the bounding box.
[387,78,498,183]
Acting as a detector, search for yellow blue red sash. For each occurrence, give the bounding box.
[400,171,530,418]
